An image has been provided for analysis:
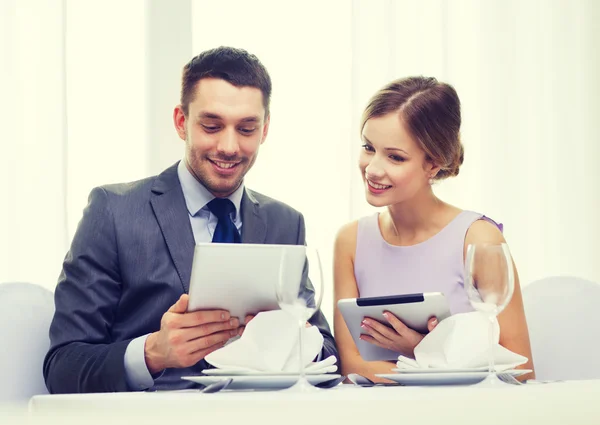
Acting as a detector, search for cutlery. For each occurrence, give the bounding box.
[496,373,523,385]
[347,373,401,387]
[201,378,233,393]
[498,373,564,385]
[315,375,346,389]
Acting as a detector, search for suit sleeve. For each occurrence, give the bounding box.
[295,213,339,368]
[43,187,132,393]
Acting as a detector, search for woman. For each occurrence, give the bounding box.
[333,76,534,382]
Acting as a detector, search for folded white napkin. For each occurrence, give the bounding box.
[205,310,337,374]
[396,312,528,371]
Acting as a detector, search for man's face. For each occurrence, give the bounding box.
[174,78,269,197]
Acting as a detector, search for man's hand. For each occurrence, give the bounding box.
[144,294,241,374]
[359,312,438,358]
[238,314,255,336]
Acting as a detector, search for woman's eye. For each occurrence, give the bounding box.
[361,144,374,152]
[390,155,405,162]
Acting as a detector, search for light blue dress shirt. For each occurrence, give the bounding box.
[124,160,244,390]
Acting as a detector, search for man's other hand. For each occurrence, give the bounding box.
[144,294,241,373]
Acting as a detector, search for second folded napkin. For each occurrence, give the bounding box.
[396,312,528,371]
[205,310,337,374]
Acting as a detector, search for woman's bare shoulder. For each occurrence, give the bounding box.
[335,220,359,256]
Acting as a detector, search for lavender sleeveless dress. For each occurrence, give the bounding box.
[354,211,502,314]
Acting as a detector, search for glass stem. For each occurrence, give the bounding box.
[488,315,495,374]
[298,319,305,380]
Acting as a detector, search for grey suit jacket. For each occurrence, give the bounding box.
[43,162,338,393]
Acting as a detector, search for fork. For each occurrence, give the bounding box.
[315,375,346,388]
[347,373,401,387]
[201,378,233,393]
[496,373,523,385]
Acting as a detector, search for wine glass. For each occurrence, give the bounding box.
[464,243,515,386]
[276,246,324,392]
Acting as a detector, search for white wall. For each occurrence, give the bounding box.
[64,0,149,239]
[0,0,66,288]
[1,1,599,330]
[191,0,600,325]
[191,0,354,326]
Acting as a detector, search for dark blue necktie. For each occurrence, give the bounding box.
[207,198,241,243]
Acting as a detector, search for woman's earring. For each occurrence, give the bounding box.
[428,175,434,185]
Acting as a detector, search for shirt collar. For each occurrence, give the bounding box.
[177,159,244,221]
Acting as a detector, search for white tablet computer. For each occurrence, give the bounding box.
[337,292,451,361]
[187,243,306,320]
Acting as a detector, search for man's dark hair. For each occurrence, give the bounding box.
[180,46,272,117]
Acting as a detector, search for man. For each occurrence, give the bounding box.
[43,46,337,393]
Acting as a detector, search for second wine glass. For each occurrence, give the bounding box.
[464,242,515,386]
[276,246,324,392]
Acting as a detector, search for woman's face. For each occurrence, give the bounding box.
[358,112,436,207]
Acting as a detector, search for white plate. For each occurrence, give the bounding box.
[392,368,532,376]
[182,374,341,390]
[377,369,531,386]
[392,366,489,374]
[202,368,333,376]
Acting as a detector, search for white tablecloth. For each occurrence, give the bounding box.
[8,381,600,425]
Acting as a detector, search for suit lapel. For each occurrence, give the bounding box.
[150,163,195,293]
[241,189,267,244]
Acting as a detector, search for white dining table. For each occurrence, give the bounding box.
[9,380,600,425]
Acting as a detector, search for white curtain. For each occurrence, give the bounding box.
[2,0,599,327]
[0,0,66,289]
[0,0,189,289]
[192,0,600,323]
[350,0,600,292]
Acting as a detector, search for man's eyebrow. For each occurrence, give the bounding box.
[197,112,222,120]
[239,116,260,123]
[196,113,260,123]
[362,135,409,155]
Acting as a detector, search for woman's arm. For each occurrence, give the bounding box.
[464,219,535,380]
[333,222,396,383]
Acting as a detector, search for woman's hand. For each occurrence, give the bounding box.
[359,312,438,357]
